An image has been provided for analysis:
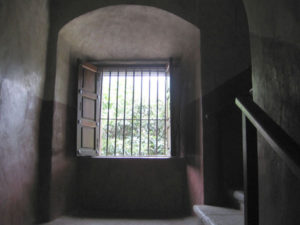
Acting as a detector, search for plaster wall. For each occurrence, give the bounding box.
[243,0,300,224]
[48,0,251,215]
[56,5,200,106]
[0,0,49,224]
[199,0,251,205]
[53,5,201,216]
[78,158,188,215]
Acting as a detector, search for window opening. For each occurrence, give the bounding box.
[99,66,170,157]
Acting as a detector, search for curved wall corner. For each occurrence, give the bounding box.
[51,4,202,217]
[46,0,251,219]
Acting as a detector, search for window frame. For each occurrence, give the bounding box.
[77,59,175,158]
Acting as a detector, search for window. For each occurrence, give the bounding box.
[77,61,171,157]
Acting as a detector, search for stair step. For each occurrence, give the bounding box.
[193,205,244,225]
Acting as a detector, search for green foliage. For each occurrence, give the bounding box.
[100,74,170,156]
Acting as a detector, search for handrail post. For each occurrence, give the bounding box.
[242,114,259,225]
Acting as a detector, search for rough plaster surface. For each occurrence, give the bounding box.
[57,5,200,105]
[0,0,253,223]
[252,35,300,225]
[243,0,300,224]
[49,102,77,219]
[49,0,250,99]
[77,158,189,214]
[15,0,252,221]
[0,0,49,224]
[49,0,251,216]
[199,0,251,205]
[243,0,300,48]
[53,4,202,217]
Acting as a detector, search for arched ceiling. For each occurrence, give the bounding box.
[58,5,200,60]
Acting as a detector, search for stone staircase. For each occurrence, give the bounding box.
[193,191,244,225]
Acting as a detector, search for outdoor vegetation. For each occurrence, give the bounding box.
[100,70,170,156]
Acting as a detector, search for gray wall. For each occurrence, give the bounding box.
[0,0,49,224]
[196,0,251,205]
[0,0,253,223]
[55,5,200,215]
[243,0,300,224]
[47,0,251,218]
[77,158,188,215]
[2,0,300,223]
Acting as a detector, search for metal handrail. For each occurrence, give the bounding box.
[235,96,300,179]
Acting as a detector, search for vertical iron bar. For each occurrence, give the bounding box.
[139,71,143,155]
[147,71,151,155]
[114,69,119,156]
[169,58,175,156]
[106,70,112,155]
[99,69,104,155]
[156,70,159,154]
[131,70,135,155]
[122,69,127,155]
[242,114,259,225]
[164,71,167,155]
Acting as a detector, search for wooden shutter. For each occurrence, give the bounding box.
[77,62,101,156]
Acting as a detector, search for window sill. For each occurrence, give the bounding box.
[79,155,182,160]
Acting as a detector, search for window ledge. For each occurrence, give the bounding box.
[78,156,183,160]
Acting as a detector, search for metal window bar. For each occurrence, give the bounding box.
[164,72,167,155]
[101,118,167,121]
[99,69,104,153]
[147,71,151,155]
[105,71,112,155]
[100,66,170,157]
[156,70,159,154]
[139,71,143,155]
[131,70,135,155]
[122,69,127,155]
[114,69,119,155]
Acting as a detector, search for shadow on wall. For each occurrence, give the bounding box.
[39,0,251,221]
[46,4,202,219]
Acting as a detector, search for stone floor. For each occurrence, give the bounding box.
[41,216,200,225]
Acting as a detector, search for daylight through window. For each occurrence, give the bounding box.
[99,66,171,157]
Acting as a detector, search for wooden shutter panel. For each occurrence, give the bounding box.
[77,62,100,156]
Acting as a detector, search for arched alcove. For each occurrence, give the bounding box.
[55,5,201,108]
[0,0,254,223]
[51,4,202,217]
[46,0,252,220]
